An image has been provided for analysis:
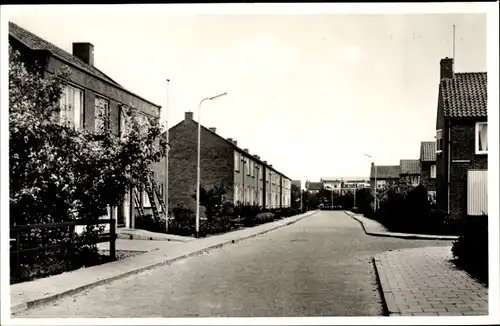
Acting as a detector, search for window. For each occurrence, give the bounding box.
[476,122,488,154]
[94,96,110,131]
[234,153,240,171]
[246,158,250,176]
[234,184,239,204]
[430,165,436,178]
[142,189,151,208]
[259,190,263,206]
[436,129,443,153]
[259,166,262,180]
[60,85,84,129]
[250,161,255,177]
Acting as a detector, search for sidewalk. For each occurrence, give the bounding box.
[116,228,194,242]
[345,211,458,241]
[374,246,488,316]
[11,210,318,315]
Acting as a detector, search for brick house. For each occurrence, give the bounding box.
[419,141,437,198]
[435,57,488,220]
[369,164,400,190]
[9,22,166,228]
[168,112,291,212]
[399,159,421,186]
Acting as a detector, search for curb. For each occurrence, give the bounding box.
[345,211,458,241]
[116,232,193,242]
[372,255,401,316]
[11,210,317,315]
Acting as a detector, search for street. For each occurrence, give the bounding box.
[18,211,452,318]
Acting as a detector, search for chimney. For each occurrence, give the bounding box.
[185,111,193,120]
[254,155,260,160]
[440,57,454,79]
[227,138,233,142]
[269,164,273,168]
[244,148,249,153]
[263,160,267,164]
[72,43,94,66]
[233,140,238,146]
[209,127,216,133]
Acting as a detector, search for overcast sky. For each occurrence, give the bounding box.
[6,5,487,182]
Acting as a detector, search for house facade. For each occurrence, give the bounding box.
[419,141,437,198]
[435,57,488,220]
[369,163,401,189]
[399,159,421,186]
[305,181,323,194]
[168,112,291,212]
[9,22,165,229]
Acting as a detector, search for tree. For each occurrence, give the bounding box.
[193,183,228,227]
[291,184,301,209]
[9,45,166,277]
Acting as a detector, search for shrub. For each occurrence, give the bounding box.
[451,215,488,285]
[255,212,275,223]
[169,205,197,236]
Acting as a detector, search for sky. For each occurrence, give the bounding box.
[5,5,488,182]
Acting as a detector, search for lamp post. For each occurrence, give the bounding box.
[364,154,377,211]
[195,91,228,238]
[165,79,170,232]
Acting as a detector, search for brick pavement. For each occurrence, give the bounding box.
[15,211,452,318]
[374,246,488,316]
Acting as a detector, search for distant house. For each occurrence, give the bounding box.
[305,181,323,194]
[369,163,400,189]
[321,178,342,194]
[420,141,437,198]
[435,57,487,220]
[399,159,420,186]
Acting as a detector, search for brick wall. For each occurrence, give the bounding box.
[46,56,160,135]
[420,161,436,192]
[168,119,234,212]
[448,120,488,219]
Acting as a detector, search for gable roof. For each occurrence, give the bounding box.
[440,72,487,119]
[9,22,120,86]
[420,141,436,162]
[400,159,420,175]
[171,118,291,180]
[306,182,323,191]
[370,165,400,179]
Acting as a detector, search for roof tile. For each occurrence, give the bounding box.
[440,72,487,118]
[9,21,120,86]
[370,165,400,179]
[420,141,436,162]
[400,159,420,175]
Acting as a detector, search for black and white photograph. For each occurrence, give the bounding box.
[0,2,498,324]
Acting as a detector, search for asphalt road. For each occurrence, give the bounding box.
[18,211,452,317]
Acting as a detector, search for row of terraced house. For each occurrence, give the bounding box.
[9,22,292,230]
[369,57,488,220]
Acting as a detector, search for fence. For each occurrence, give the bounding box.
[10,219,116,279]
[467,169,488,216]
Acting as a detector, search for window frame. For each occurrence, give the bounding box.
[94,95,110,131]
[234,152,240,172]
[59,84,84,130]
[430,164,437,179]
[475,122,488,155]
[436,129,443,153]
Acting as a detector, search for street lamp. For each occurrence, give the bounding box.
[364,154,377,211]
[165,79,170,232]
[195,91,228,238]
